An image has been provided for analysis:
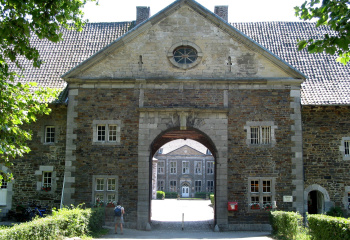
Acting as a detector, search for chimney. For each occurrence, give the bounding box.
[214,6,228,22]
[136,6,150,25]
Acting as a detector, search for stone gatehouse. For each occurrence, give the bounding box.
[1,0,350,232]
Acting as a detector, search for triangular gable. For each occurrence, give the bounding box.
[63,0,306,81]
[166,145,206,156]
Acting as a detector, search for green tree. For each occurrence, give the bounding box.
[295,0,350,64]
[0,0,94,184]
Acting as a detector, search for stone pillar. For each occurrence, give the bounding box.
[136,6,150,25]
[214,6,228,22]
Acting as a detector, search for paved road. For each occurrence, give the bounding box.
[96,199,273,240]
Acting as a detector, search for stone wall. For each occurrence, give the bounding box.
[10,104,67,209]
[302,105,350,213]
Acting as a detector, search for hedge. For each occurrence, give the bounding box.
[210,194,214,205]
[165,192,178,198]
[157,191,165,199]
[0,206,105,240]
[269,211,302,239]
[308,214,350,240]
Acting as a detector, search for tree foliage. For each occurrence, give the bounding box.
[0,0,94,183]
[295,0,350,64]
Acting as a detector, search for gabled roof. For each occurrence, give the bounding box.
[9,2,350,105]
[63,0,305,80]
[160,144,206,156]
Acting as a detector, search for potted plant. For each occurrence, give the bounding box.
[263,203,272,211]
[41,185,51,192]
[250,203,260,209]
[106,201,116,208]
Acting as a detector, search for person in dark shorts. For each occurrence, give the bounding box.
[114,202,125,234]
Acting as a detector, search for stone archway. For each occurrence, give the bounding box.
[137,108,228,230]
[304,184,331,214]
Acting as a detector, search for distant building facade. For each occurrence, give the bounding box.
[152,145,214,198]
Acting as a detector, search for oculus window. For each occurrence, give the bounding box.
[167,41,203,69]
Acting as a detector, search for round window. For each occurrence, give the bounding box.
[173,47,198,64]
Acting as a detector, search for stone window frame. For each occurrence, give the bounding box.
[244,121,277,147]
[170,161,177,174]
[92,120,121,145]
[35,166,56,193]
[92,175,118,204]
[207,161,214,175]
[343,186,350,211]
[247,177,276,211]
[182,161,190,174]
[39,124,57,145]
[340,137,350,160]
[45,126,55,143]
[195,180,202,192]
[194,161,202,175]
[207,180,214,193]
[167,41,203,70]
[170,180,177,192]
[157,180,164,191]
[157,161,165,174]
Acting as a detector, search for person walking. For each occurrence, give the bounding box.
[114,202,125,234]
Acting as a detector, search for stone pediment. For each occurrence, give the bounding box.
[167,145,205,156]
[63,0,305,83]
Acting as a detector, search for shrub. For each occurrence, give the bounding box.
[326,206,344,217]
[194,192,208,198]
[88,207,105,232]
[0,206,95,240]
[270,211,302,239]
[308,214,350,240]
[210,194,214,205]
[165,192,178,198]
[157,191,165,199]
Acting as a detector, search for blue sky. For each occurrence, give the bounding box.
[83,0,307,23]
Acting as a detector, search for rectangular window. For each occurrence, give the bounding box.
[107,178,116,191]
[345,140,350,156]
[195,161,202,174]
[96,178,104,191]
[42,172,52,188]
[107,194,116,203]
[97,125,106,141]
[158,161,165,174]
[251,180,259,193]
[108,125,117,142]
[95,193,104,202]
[263,196,271,205]
[45,126,55,143]
[170,161,177,174]
[207,161,214,174]
[195,180,201,192]
[251,126,271,144]
[170,180,177,192]
[207,180,214,193]
[251,196,259,204]
[348,192,350,209]
[157,180,164,191]
[1,179,7,189]
[182,161,189,174]
[263,180,271,193]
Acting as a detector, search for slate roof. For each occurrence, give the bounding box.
[11,21,350,105]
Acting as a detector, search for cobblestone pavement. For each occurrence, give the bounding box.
[97,199,273,240]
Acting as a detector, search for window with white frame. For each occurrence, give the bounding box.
[45,126,55,143]
[158,161,165,174]
[170,180,177,192]
[207,180,214,193]
[341,137,350,160]
[157,180,164,191]
[92,175,118,204]
[93,120,121,145]
[195,180,201,192]
[170,161,177,174]
[348,192,350,209]
[207,161,214,174]
[248,178,275,210]
[42,172,52,189]
[195,161,202,174]
[182,161,189,174]
[244,121,277,146]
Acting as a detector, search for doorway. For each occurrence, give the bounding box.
[308,190,324,214]
[182,183,190,198]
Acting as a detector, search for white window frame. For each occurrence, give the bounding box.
[170,180,177,192]
[195,161,202,175]
[35,166,56,192]
[170,161,177,174]
[340,137,350,160]
[207,161,214,174]
[244,121,277,146]
[182,161,190,174]
[42,171,52,188]
[92,175,118,204]
[158,161,165,174]
[207,180,214,193]
[195,180,201,192]
[92,120,121,145]
[45,126,55,143]
[248,178,275,210]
